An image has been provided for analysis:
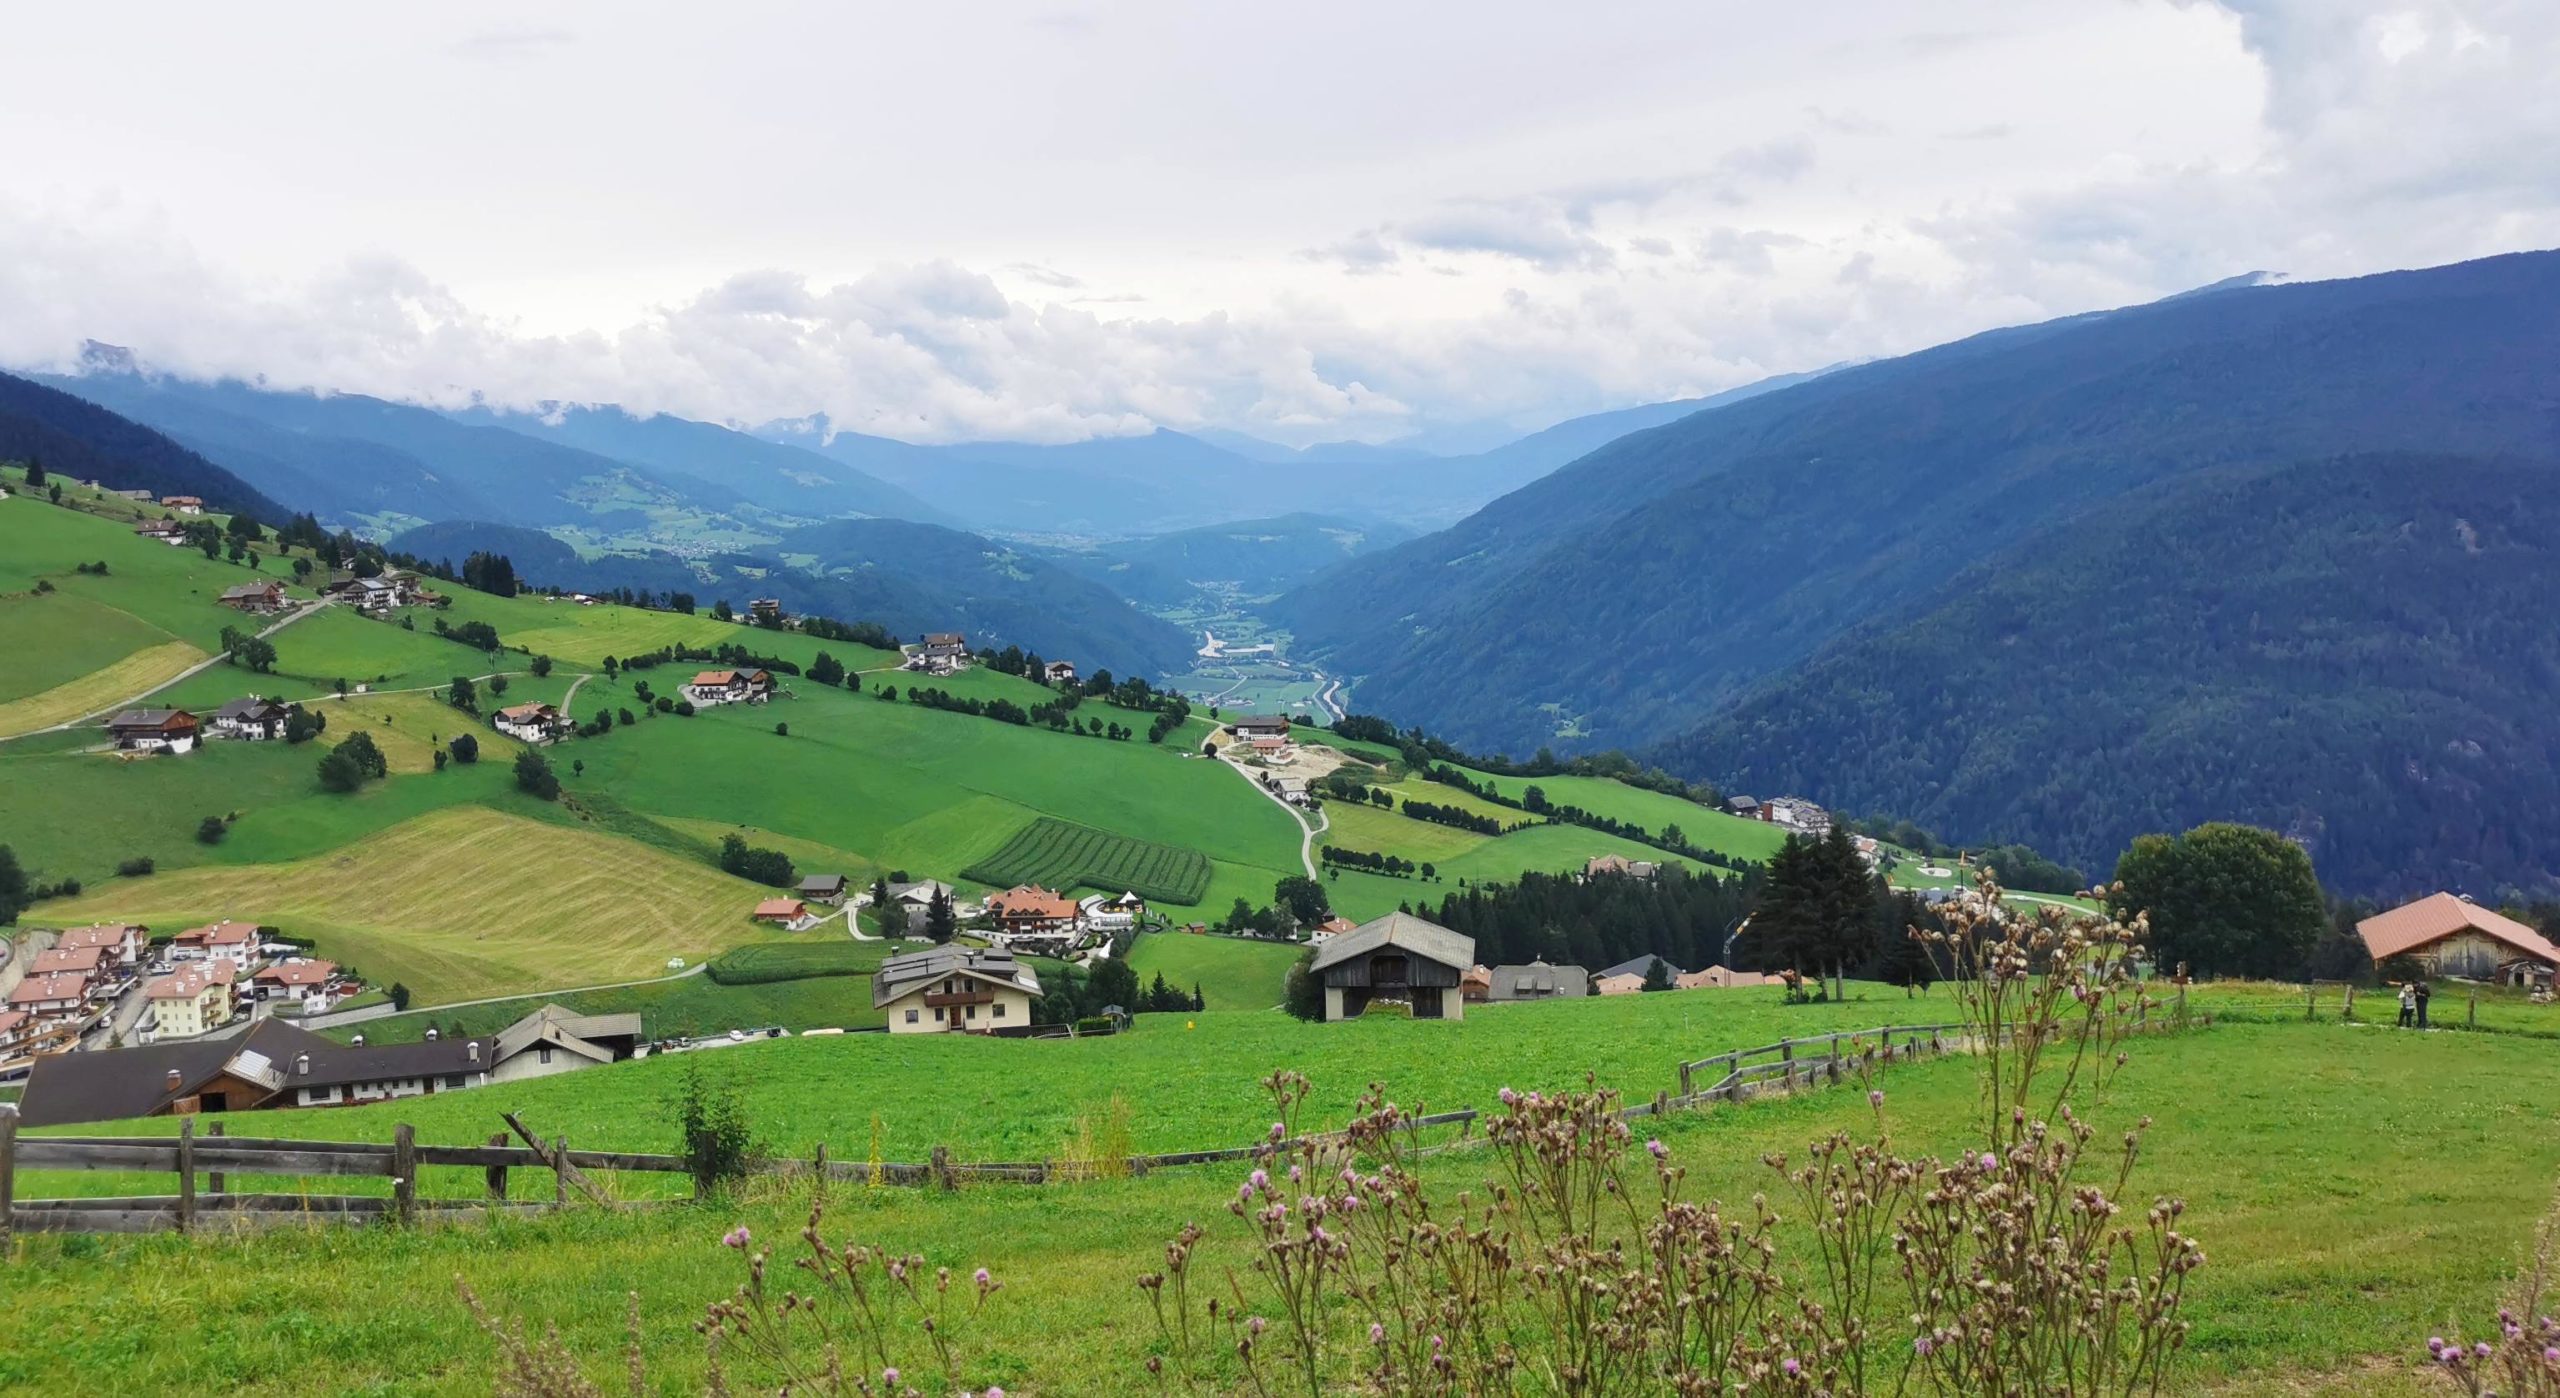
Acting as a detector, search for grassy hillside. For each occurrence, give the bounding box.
[1124,929,1304,1010]
[4,1018,2554,1394]
[38,807,789,1005]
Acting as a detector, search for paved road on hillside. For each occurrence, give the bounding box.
[2,598,330,742]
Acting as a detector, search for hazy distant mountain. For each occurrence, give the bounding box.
[0,370,290,519]
[445,403,952,527]
[1038,511,1416,608]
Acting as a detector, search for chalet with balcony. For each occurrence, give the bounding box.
[493,702,569,744]
[209,695,293,741]
[217,580,287,614]
[107,708,199,753]
[872,947,1042,1035]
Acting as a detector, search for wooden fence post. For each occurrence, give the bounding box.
[206,1121,226,1197]
[2342,985,2355,1022]
[484,1132,511,1201]
[0,1103,17,1255]
[2306,985,2315,1020]
[176,1117,197,1234]
[1678,1061,1693,1101]
[553,1137,569,1211]
[932,1145,954,1191]
[2469,992,2478,1029]
[391,1123,417,1227]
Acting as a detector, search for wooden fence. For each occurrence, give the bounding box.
[0,1020,2007,1241]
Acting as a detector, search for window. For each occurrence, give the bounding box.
[992,1002,1006,1019]
[538,1045,552,1064]
[445,1074,466,1089]
[933,1007,944,1022]
[905,1009,919,1024]
[965,1004,977,1020]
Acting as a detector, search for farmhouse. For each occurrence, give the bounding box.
[133,518,188,544]
[55,923,146,968]
[1460,964,1494,1002]
[797,873,850,905]
[1227,714,1292,743]
[109,487,154,502]
[146,963,238,1038]
[482,1005,643,1084]
[987,884,1079,935]
[685,668,774,706]
[748,598,785,624]
[8,971,97,1020]
[872,946,1041,1034]
[1309,912,1475,1022]
[249,958,344,1012]
[752,897,812,926]
[874,879,955,934]
[208,695,292,741]
[217,580,287,614]
[1309,915,1357,947]
[914,632,972,674]
[1720,795,1762,819]
[1485,960,1589,1003]
[1044,660,1078,685]
[1763,797,1833,837]
[1676,966,1770,990]
[107,708,199,753]
[162,494,206,515]
[1585,854,1662,879]
[2357,893,2560,984]
[171,919,261,971]
[493,702,569,744]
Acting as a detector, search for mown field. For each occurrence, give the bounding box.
[3,1012,2553,1396]
[962,817,1213,902]
[37,806,791,1005]
[1123,928,1304,1009]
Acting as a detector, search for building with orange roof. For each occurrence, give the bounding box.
[2357,893,2559,984]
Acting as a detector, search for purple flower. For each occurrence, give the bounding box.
[721,1226,751,1249]
[975,1267,992,1287]
[2478,1341,2495,1358]
[2428,1337,2446,1355]
[1269,1121,1286,1142]
[1248,1316,1267,1335]
[1913,1336,1933,1357]
[883,1367,900,1387]
[987,1389,1006,1398]
[1646,1139,1668,1160]
[1783,1357,1801,1376]
[2543,1345,2558,1364]
[1869,1089,1886,1107]
[1369,1322,1386,1344]
[1978,1152,1998,1173]
[1248,1168,1270,1190]
[1498,1087,1518,1105]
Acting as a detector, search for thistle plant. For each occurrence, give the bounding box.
[2426,1188,2560,1396]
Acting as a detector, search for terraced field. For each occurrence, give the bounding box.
[963,816,1213,902]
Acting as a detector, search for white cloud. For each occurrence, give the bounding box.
[0,1,2553,447]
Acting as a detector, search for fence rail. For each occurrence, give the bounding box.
[0,1017,2074,1242]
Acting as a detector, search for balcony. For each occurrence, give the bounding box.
[925,990,994,1009]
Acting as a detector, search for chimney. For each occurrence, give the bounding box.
[467,1040,481,1063]
[295,1053,311,1076]
[164,1068,182,1091]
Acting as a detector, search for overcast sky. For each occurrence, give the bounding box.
[0,1,2553,447]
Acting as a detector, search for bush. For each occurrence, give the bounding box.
[195,816,227,845]
[1282,949,1324,1022]
[676,1065,760,1195]
[774,721,789,737]
[448,733,479,765]
[116,856,156,878]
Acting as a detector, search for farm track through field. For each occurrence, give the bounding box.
[0,598,325,742]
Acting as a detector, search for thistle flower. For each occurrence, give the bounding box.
[1269,1121,1286,1142]
[883,1366,900,1387]
[722,1226,751,1249]
[1646,1139,1668,1160]
[1249,1168,1269,1190]
[1869,1089,1886,1107]
[1370,1322,1386,1344]
[1783,1357,1801,1376]
[1978,1152,1999,1173]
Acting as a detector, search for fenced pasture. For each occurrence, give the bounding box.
[963,816,1212,903]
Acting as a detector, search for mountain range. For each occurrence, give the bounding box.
[1278,250,2560,894]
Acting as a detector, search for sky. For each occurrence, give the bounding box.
[0,0,2554,448]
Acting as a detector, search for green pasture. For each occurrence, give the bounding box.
[1123,930,1305,1010]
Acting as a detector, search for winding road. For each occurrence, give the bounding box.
[1217,748,1328,879]
[3,597,331,742]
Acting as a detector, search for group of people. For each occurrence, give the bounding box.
[2396,977,2433,1028]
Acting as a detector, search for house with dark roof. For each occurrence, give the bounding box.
[1484,960,1589,1002]
[910,632,971,674]
[14,1004,646,1126]
[1308,913,1475,1021]
[797,873,850,905]
[1227,714,1292,741]
[1044,659,1078,685]
[134,517,188,544]
[872,947,1041,1035]
[493,701,569,744]
[209,695,292,741]
[217,580,287,614]
[107,708,199,753]
[2358,893,2560,984]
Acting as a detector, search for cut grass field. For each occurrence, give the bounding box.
[1124,929,1304,1009]
[5,1012,2554,1396]
[0,637,205,735]
[963,816,1213,902]
[34,806,790,1006]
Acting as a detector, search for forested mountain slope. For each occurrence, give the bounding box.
[0,371,290,519]
[1278,251,2560,756]
[1040,513,1413,607]
[1652,453,2560,897]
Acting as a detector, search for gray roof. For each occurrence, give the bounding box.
[1488,961,1589,999]
[492,1004,640,1065]
[871,947,1041,1008]
[887,879,953,905]
[1597,954,1685,981]
[108,708,192,728]
[798,874,848,893]
[1309,913,1475,975]
[14,1020,485,1127]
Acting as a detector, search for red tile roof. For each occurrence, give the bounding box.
[753,898,808,920]
[145,969,227,1001]
[9,972,93,1005]
[176,920,258,947]
[693,670,737,686]
[31,946,105,974]
[989,885,1078,920]
[56,924,142,951]
[252,960,338,987]
[2357,893,2560,964]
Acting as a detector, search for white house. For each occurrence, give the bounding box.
[872,947,1041,1034]
[162,495,206,515]
[7,971,97,1021]
[54,923,146,970]
[209,696,292,741]
[170,920,261,972]
[685,668,773,706]
[494,702,569,743]
[107,709,200,753]
[1077,891,1146,934]
[250,958,345,1013]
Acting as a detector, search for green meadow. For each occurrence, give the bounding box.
[4,1012,2552,1396]
[1123,928,1305,1010]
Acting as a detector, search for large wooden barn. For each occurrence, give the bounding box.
[1307,913,1476,1021]
[2357,893,2559,984]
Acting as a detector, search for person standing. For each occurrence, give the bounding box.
[2415,978,2433,1029]
[2398,981,2416,1028]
